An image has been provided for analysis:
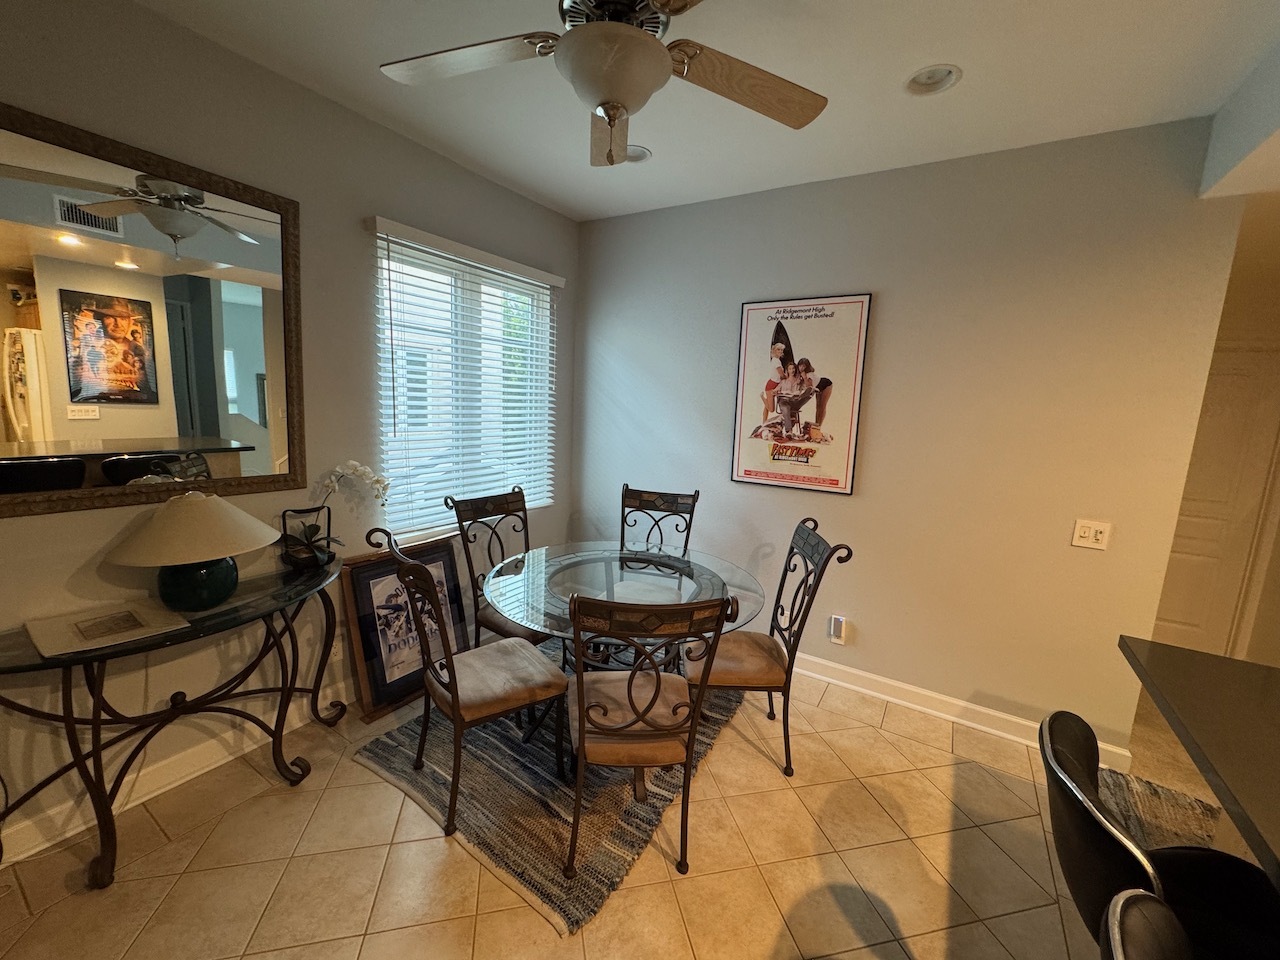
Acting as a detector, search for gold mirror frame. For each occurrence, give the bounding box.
[0,102,304,518]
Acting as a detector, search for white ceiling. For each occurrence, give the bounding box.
[134,0,1280,222]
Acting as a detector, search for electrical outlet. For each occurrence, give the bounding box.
[66,405,99,420]
[1072,519,1111,551]
[828,614,846,644]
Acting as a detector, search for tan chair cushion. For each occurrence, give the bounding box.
[429,636,566,723]
[568,672,690,767]
[683,629,788,688]
[477,600,550,645]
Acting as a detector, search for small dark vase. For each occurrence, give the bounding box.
[280,505,339,571]
[281,545,336,572]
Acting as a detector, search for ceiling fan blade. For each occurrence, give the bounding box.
[199,204,280,225]
[192,210,261,244]
[0,162,124,196]
[668,39,827,129]
[381,32,559,84]
[75,198,153,218]
[648,0,708,14]
[590,112,630,167]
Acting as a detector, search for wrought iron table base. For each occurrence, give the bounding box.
[0,589,345,889]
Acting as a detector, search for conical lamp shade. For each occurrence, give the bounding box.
[107,492,280,568]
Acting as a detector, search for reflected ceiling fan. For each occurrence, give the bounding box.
[0,163,272,253]
[381,0,828,166]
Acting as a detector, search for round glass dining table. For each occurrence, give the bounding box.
[483,541,766,640]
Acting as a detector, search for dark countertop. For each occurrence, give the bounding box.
[1120,635,1280,885]
[0,436,254,462]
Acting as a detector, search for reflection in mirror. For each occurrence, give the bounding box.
[0,103,302,515]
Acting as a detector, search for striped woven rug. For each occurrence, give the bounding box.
[355,687,743,935]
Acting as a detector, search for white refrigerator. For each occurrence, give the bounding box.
[2,328,52,443]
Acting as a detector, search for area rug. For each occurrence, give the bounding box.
[1098,767,1221,849]
[354,688,743,936]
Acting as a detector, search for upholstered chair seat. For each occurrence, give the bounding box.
[682,628,787,688]
[428,636,566,723]
[475,600,547,646]
[568,672,691,767]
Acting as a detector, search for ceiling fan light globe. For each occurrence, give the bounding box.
[139,205,207,242]
[554,21,671,116]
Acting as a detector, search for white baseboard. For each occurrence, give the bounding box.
[1,681,351,863]
[795,653,1132,772]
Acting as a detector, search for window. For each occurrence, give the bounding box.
[374,219,561,538]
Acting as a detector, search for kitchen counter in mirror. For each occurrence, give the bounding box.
[0,436,255,487]
[0,436,254,460]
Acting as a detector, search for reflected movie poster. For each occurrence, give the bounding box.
[60,289,159,403]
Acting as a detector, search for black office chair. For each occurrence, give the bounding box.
[1101,890,1194,960]
[0,457,86,493]
[1039,711,1280,960]
[101,453,180,485]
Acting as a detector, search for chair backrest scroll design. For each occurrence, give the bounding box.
[767,518,852,661]
[569,594,735,745]
[620,483,700,553]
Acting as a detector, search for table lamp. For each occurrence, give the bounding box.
[107,491,281,611]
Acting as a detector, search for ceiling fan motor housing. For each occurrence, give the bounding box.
[559,0,668,38]
[554,21,672,117]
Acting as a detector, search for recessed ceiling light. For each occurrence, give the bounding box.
[626,144,653,163]
[907,64,962,96]
[57,233,84,246]
[115,259,140,270]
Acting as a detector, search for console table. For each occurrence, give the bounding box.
[0,565,346,889]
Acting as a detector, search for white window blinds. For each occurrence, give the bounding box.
[375,220,559,538]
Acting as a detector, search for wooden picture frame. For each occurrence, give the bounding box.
[340,534,465,722]
[731,293,871,495]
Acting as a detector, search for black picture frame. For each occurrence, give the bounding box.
[60,288,160,404]
[340,534,465,722]
[730,293,871,495]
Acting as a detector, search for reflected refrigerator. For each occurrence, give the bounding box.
[2,328,51,443]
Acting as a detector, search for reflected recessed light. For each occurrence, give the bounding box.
[907,64,962,95]
[626,145,653,163]
[115,259,140,270]
[57,234,84,246]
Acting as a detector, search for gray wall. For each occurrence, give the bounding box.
[572,121,1244,745]
[0,0,578,849]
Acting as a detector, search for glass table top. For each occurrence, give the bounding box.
[484,541,766,639]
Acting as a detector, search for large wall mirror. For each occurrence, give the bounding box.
[0,103,303,518]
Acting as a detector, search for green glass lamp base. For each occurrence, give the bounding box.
[157,557,239,612]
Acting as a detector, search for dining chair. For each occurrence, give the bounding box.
[619,483,700,553]
[446,486,550,648]
[682,517,850,776]
[564,593,736,878]
[396,558,567,836]
[1039,710,1280,959]
[1101,890,1194,960]
[0,456,86,493]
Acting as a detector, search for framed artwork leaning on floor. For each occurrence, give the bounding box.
[340,534,465,721]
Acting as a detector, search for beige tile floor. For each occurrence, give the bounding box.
[0,677,1196,960]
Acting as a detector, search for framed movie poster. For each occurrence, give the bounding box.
[340,534,465,721]
[59,289,159,403]
[731,293,871,495]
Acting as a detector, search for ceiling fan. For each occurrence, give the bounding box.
[0,163,273,253]
[381,0,828,167]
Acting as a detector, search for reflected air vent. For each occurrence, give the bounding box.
[54,197,123,236]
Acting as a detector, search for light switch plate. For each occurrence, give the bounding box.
[66,405,99,420]
[1073,519,1111,551]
